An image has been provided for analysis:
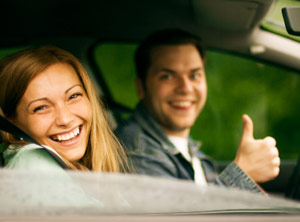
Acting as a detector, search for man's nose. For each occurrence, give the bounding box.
[175,77,193,93]
[55,104,75,127]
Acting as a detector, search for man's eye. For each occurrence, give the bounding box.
[190,73,201,80]
[33,106,47,113]
[160,74,172,80]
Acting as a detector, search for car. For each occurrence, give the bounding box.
[1,0,300,220]
[2,169,300,221]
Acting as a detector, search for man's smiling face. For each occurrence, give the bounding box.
[138,44,207,138]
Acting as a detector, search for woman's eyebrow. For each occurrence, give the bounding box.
[27,97,48,108]
[65,84,82,94]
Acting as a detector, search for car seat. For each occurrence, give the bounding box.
[102,97,133,130]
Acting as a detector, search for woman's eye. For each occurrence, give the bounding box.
[33,106,47,113]
[70,93,82,100]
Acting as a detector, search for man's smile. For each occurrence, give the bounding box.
[167,100,197,111]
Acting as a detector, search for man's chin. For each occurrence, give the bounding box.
[171,120,195,130]
[162,123,193,137]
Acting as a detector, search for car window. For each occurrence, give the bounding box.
[94,43,300,161]
[0,47,28,59]
[94,43,139,109]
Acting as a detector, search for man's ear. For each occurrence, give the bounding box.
[136,78,145,99]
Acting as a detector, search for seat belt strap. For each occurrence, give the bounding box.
[0,115,37,144]
[0,115,69,169]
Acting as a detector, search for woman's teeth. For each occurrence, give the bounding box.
[52,127,80,142]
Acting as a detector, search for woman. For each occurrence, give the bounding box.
[0,46,128,172]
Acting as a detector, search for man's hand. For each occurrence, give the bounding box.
[234,114,280,183]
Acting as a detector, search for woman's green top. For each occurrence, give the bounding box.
[4,143,63,170]
[3,143,101,207]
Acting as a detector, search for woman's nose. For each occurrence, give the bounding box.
[55,104,75,127]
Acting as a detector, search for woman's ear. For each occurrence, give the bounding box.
[136,78,145,99]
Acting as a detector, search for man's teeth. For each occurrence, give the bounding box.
[171,101,192,107]
[55,127,80,142]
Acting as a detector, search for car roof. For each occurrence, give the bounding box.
[0,0,273,41]
[1,0,300,71]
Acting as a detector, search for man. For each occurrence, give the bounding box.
[115,29,280,192]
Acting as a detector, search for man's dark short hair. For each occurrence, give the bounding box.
[135,29,206,84]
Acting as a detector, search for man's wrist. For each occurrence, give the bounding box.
[219,162,263,193]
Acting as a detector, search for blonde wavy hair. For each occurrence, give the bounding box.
[0,46,128,172]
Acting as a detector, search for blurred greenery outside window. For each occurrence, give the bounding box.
[0,47,28,60]
[94,43,300,161]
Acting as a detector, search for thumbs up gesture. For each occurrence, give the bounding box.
[234,114,280,183]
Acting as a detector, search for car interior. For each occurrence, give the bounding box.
[1,0,300,201]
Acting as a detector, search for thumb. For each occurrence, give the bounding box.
[241,114,254,141]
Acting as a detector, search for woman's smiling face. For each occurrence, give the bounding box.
[13,63,92,161]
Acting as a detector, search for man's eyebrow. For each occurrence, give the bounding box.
[190,67,204,72]
[159,68,176,73]
[159,67,204,74]
[27,84,83,108]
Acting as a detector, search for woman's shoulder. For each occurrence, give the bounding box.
[4,143,63,170]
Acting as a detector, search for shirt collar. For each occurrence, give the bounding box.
[133,102,202,155]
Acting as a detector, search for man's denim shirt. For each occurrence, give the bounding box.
[116,102,262,193]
